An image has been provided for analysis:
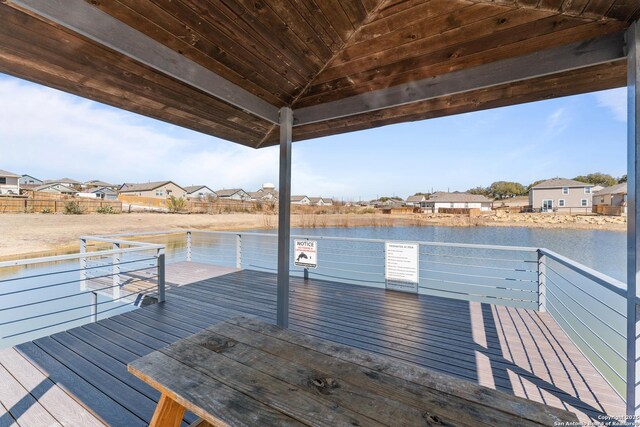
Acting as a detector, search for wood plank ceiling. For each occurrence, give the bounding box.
[0,0,637,147]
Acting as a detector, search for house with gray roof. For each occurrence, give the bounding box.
[423,192,492,213]
[0,169,20,195]
[84,180,116,189]
[593,182,627,215]
[34,183,78,195]
[406,195,427,206]
[291,195,311,205]
[529,178,594,213]
[184,185,217,200]
[215,188,250,201]
[119,181,186,199]
[19,174,43,186]
[44,178,82,188]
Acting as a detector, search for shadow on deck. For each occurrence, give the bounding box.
[0,262,624,426]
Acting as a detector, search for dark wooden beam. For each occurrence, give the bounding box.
[294,31,627,126]
[8,0,281,124]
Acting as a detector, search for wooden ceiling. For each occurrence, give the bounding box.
[0,0,637,147]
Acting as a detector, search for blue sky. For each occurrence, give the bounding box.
[0,73,627,200]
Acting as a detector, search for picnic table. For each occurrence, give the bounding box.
[128,315,579,427]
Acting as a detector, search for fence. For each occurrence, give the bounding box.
[0,228,626,398]
[0,237,165,348]
[109,229,622,396]
[593,204,626,216]
[0,197,121,214]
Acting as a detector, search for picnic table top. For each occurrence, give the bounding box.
[128,315,579,427]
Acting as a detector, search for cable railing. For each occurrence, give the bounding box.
[135,229,623,396]
[0,236,166,348]
[0,228,627,398]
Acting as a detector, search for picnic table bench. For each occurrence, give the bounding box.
[128,315,579,427]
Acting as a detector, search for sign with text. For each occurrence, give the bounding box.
[294,240,317,269]
[385,242,419,293]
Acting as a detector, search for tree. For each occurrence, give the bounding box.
[467,186,489,196]
[166,196,187,213]
[413,192,431,198]
[486,181,527,199]
[572,173,617,187]
[619,175,627,183]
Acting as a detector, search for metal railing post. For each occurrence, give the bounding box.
[112,242,121,300]
[537,249,547,312]
[186,231,192,262]
[157,247,166,303]
[79,238,87,291]
[91,292,98,322]
[236,234,242,269]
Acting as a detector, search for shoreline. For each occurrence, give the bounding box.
[0,212,625,260]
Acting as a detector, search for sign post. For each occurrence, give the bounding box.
[385,242,419,293]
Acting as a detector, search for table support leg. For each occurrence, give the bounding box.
[150,393,185,427]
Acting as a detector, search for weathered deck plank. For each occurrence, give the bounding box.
[0,262,625,425]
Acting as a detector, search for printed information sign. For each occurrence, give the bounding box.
[294,240,317,269]
[385,242,419,293]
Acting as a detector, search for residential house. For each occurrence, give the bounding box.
[215,188,250,201]
[84,180,116,189]
[90,187,118,200]
[118,181,187,199]
[19,174,43,186]
[593,182,627,215]
[0,169,20,195]
[44,178,82,189]
[405,195,427,207]
[308,197,333,206]
[529,178,594,212]
[248,191,278,202]
[291,195,311,205]
[184,185,217,200]
[423,192,492,213]
[34,183,78,195]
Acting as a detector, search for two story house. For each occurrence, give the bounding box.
[529,178,594,212]
[0,169,20,195]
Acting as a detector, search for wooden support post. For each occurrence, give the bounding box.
[627,19,640,420]
[277,107,293,328]
[149,394,185,427]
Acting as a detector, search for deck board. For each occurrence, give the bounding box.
[0,261,625,425]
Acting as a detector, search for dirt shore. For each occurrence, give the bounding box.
[0,211,625,259]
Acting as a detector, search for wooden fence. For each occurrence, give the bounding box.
[593,205,626,216]
[0,198,122,214]
[436,208,483,216]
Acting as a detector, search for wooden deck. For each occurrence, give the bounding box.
[0,261,624,426]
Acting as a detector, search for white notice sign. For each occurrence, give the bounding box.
[385,242,419,293]
[294,240,317,269]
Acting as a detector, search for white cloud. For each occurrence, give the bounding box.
[594,87,626,122]
[545,107,569,135]
[0,78,282,190]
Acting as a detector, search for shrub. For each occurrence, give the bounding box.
[64,201,84,215]
[97,205,116,214]
[41,208,52,214]
[166,196,187,213]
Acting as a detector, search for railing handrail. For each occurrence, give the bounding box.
[0,244,164,268]
[538,248,626,298]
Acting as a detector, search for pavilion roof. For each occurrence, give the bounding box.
[0,0,636,148]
